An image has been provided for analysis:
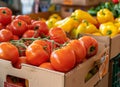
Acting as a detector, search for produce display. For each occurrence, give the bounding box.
[0,3,112,86]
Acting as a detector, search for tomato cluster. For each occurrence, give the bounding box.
[0,7,98,73]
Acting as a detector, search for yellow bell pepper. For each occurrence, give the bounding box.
[99,22,118,37]
[46,18,60,29]
[71,9,98,25]
[76,20,99,36]
[49,13,61,20]
[114,17,120,33]
[54,17,80,33]
[97,9,114,24]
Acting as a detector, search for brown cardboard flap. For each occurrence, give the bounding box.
[110,34,120,59]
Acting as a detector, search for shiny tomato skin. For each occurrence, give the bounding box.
[0,7,12,25]
[79,36,98,58]
[0,29,13,42]
[49,27,68,44]
[32,21,49,36]
[14,56,27,69]
[0,42,19,64]
[26,43,49,66]
[32,40,51,55]
[12,35,19,40]
[39,62,55,70]
[16,15,32,24]
[67,40,86,64]
[50,46,76,72]
[22,30,39,38]
[10,19,27,37]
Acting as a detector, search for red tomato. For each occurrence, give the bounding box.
[22,30,39,38]
[32,21,49,37]
[39,62,55,70]
[6,75,25,86]
[112,0,119,4]
[0,42,19,64]
[32,40,51,54]
[79,36,98,58]
[10,19,27,37]
[14,56,27,69]
[27,24,34,30]
[46,40,57,54]
[67,40,86,64]
[49,27,68,44]
[50,46,76,72]
[0,7,12,25]
[0,29,13,42]
[16,15,32,24]
[26,43,49,66]
[12,35,19,40]
[0,23,4,30]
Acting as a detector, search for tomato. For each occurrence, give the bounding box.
[32,40,51,55]
[67,40,86,64]
[50,46,76,72]
[39,62,55,70]
[27,24,34,30]
[16,15,32,24]
[12,35,19,40]
[0,7,12,25]
[0,23,4,30]
[6,75,25,86]
[32,21,49,37]
[10,19,27,37]
[14,56,27,69]
[26,42,49,66]
[79,36,98,58]
[22,30,39,38]
[46,40,57,54]
[0,42,19,64]
[0,29,13,42]
[49,27,68,44]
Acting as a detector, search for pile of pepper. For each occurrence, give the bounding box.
[88,1,120,18]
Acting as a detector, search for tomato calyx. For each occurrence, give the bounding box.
[2,10,6,14]
[90,46,95,52]
[18,22,22,26]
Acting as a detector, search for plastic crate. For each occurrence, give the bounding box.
[110,53,120,87]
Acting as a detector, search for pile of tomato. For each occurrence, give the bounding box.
[0,7,98,73]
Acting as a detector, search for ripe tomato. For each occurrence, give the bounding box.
[0,42,19,64]
[50,46,76,72]
[49,27,68,44]
[32,21,49,37]
[14,56,27,69]
[46,40,57,54]
[39,62,55,70]
[12,35,19,40]
[32,40,51,55]
[26,42,49,66]
[6,75,25,86]
[67,40,86,64]
[0,7,12,25]
[0,29,13,42]
[22,30,39,38]
[16,15,32,25]
[10,19,27,37]
[79,36,98,58]
[0,23,4,30]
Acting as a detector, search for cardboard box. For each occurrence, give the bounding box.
[0,39,109,87]
[110,35,120,59]
[61,4,95,18]
[94,73,108,87]
[51,0,99,6]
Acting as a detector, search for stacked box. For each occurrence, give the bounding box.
[0,37,109,87]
